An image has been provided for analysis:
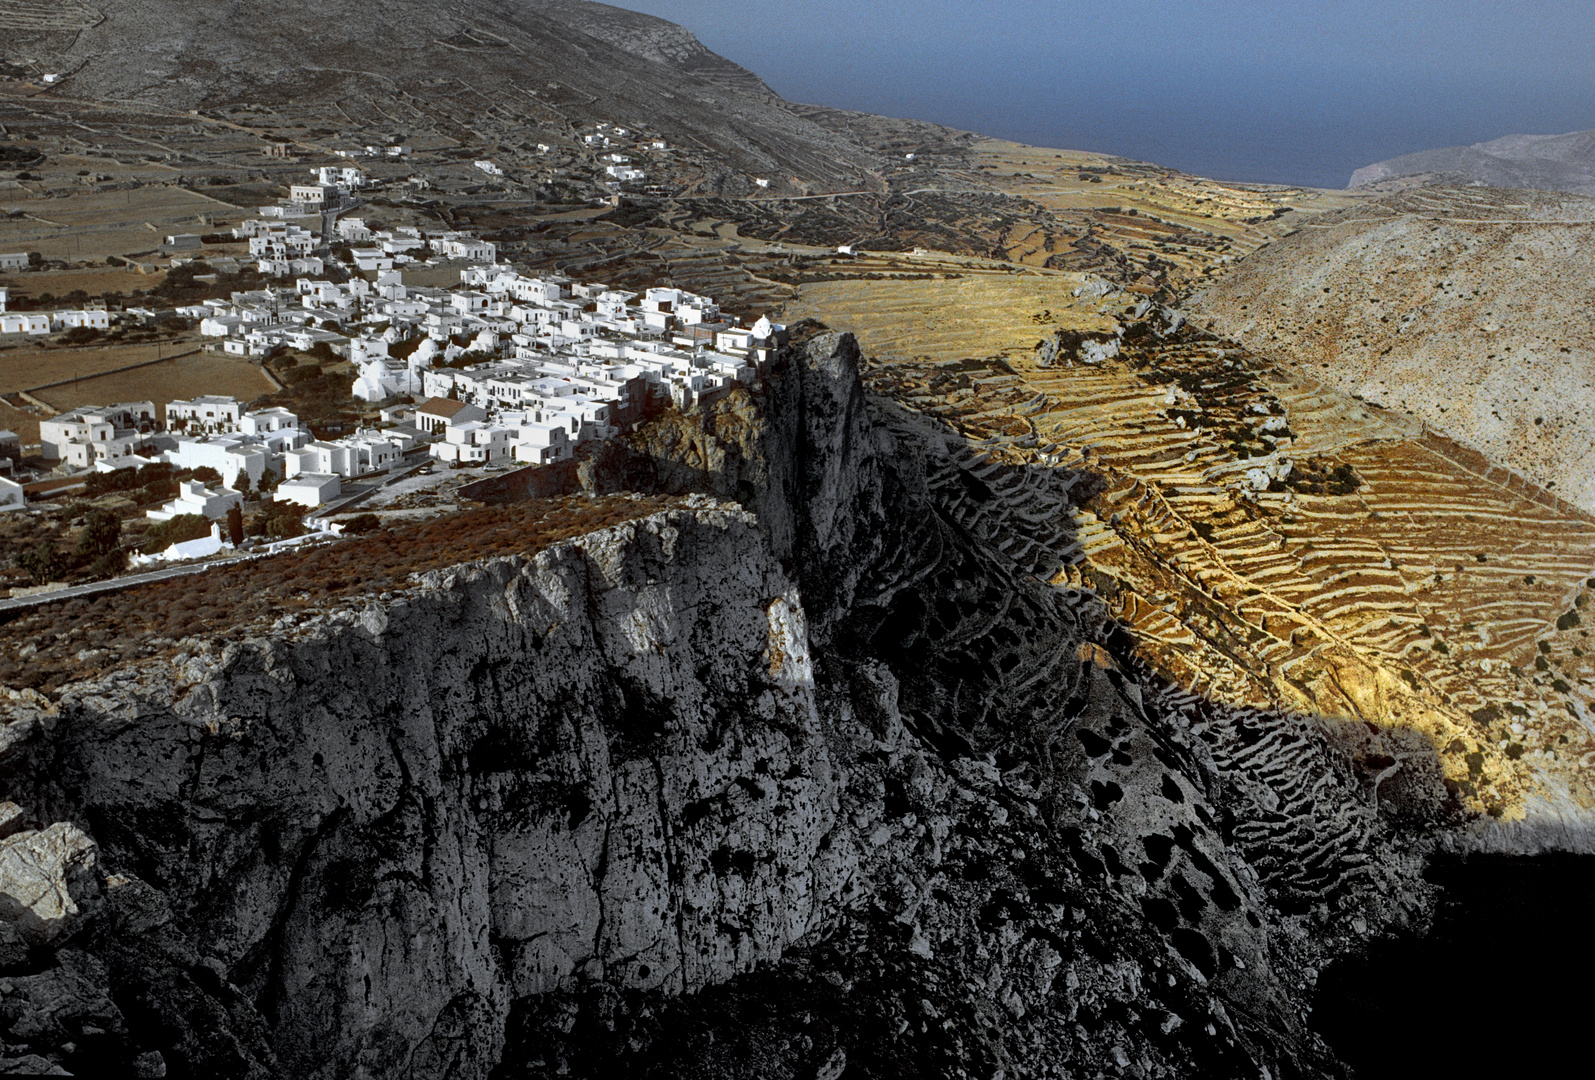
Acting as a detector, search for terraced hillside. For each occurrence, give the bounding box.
[792,273,1595,834]
[0,0,101,32]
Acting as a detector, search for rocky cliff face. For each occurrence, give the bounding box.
[0,333,1443,1077]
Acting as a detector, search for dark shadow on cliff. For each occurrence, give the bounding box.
[472,325,1461,1079]
[1311,852,1595,1078]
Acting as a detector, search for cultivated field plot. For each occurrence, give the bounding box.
[794,270,1118,363]
[0,341,184,395]
[0,399,39,444]
[0,183,235,260]
[950,140,1367,281]
[797,273,1595,821]
[33,352,276,418]
[0,265,164,299]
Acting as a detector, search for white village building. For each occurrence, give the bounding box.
[40,402,158,469]
[146,480,244,522]
[167,395,242,434]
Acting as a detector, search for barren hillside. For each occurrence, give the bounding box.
[1186,185,1595,513]
[0,0,880,190]
[1352,128,1595,194]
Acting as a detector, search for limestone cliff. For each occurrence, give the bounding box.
[0,333,1443,1077]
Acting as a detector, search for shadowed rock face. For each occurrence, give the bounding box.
[0,332,1446,1077]
[0,0,879,189]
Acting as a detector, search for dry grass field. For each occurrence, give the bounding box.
[396,265,471,289]
[793,270,1118,363]
[0,265,167,298]
[0,399,40,444]
[33,352,276,418]
[956,139,1367,278]
[0,179,239,261]
[0,341,187,394]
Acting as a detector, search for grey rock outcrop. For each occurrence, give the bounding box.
[0,822,98,966]
[1186,186,1595,514]
[0,332,1440,1076]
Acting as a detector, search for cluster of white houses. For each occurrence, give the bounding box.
[0,284,115,337]
[8,211,785,516]
[36,395,409,511]
[191,243,787,468]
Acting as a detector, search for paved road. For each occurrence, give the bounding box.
[1,462,434,617]
[0,552,266,615]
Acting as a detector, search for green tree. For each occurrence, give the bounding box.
[85,467,139,497]
[15,541,63,585]
[226,503,245,547]
[248,498,305,540]
[88,548,126,579]
[61,326,100,345]
[142,514,212,554]
[75,509,121,560]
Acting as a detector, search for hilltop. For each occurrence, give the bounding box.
[1351,128,1595,195]
[0,0,878,191]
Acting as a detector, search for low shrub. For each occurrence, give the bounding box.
[0,495,683,694]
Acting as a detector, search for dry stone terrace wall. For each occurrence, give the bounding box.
[838,282,1595,832]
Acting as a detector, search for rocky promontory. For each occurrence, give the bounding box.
[0,332,1451,1077]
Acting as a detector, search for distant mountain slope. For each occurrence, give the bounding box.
[1186,185,1595,513]
[1351,129,1595,195]
[0,0,877,189]
[525,0,777,97]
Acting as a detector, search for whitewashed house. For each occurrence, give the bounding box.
[289,184,337,205]
[336,217,372,242]
[283,440,353,479]
[511,422,572,464]
[41,403,156,467]
[0,313,50,335]
[162,436,270,490]
[431,421,516,465]
[415,397,487,434]
[146,480,243,522]
[167,395,241,433]
[278,473,341,508]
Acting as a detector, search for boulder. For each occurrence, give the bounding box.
[0,824,99,953]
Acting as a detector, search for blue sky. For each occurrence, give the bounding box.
[611,1,1595,188]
